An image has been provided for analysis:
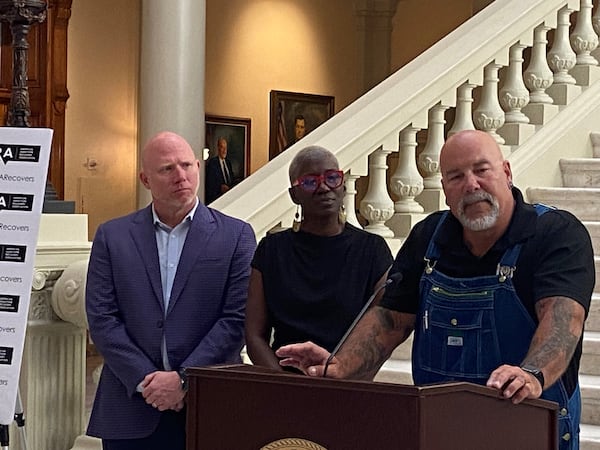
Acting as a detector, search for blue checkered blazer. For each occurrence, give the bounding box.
[85,202,255,439]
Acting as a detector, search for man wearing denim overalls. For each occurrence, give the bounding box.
[277,130,594,450]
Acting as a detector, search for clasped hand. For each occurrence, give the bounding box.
[141,371,186,412]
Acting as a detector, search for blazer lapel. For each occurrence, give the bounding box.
[130,206,164,311]
[167,203,216,312]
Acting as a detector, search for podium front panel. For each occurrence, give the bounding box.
[186,365,557,450]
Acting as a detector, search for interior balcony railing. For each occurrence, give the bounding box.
[213,0,600,245]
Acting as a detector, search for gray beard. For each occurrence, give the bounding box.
[457,191,500,231]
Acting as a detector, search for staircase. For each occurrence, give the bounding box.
[214,0,600,447]
[528,137,600,448]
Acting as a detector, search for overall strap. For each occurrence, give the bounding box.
[496,203,555,281]
[423,211,449,273]
[533,202,555,215]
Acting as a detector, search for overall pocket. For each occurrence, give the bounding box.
[417,285,501,380]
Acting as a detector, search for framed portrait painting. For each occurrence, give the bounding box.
[204,115,250,203]
[205,114,250,178]
[269,90,335,160]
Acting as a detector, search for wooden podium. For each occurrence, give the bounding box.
[186,364,557,450]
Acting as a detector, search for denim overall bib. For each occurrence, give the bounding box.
[412,206,581,450]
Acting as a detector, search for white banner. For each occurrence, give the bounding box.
[0,127,53,425]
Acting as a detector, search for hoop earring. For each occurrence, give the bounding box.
[292,205,302,232]
[338,205,346,225]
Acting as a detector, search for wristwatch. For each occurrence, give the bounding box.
[520,365,545,390]
[178,367,188,392]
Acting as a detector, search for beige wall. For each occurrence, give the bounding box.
[65,0,140,238]
[205,0,360,173]
[65,0,472,238]
[391,0,473,71]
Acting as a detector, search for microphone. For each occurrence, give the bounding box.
[323,271,403,377]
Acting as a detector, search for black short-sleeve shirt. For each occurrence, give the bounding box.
[253,224,393,352]
[380,188,594,394]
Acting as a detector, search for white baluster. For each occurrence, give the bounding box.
[359,147,395,237]
[593,0,600,62]
[547,6,583,105]
[548,6,577,85]
[571,0,599,66]
[524,24,554,105]
[473,62,505,144]
[498,43,538,145]
[523,24,560,125]
[448,82,476,137]
[343,173,362,228]
[390,127,424,213]
[500,43,530,124]
[591,131,600,158]
[419,104,447,189]
[570,0,600,86]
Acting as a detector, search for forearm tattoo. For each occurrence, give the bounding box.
[525,296,583,372]
[348,307,411,379]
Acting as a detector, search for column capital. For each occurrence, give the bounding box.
[353,0,401,17]
[51,259,90,329]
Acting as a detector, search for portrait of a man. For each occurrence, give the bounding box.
[204,115,250,203]
[269,91,335,159]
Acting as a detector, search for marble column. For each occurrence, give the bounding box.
[137,0,206,208]
[354,0,401,91]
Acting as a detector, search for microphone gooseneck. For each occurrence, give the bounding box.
[322,272,402,377]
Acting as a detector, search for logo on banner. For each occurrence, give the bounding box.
[0,193,34,212]
[0,347,13,365]
[0,244,26,263]
[0,295,19,313]
[0,145,41,164]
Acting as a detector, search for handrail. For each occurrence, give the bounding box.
[212,0,579,239]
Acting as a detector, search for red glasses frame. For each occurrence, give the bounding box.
[292,169,344,192]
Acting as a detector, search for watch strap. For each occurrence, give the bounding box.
[520,365,544,390]
[178,367,188,392]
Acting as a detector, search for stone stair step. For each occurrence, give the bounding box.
[374,358,413,385]
[560,159,600,188]
[589,294,600,332]
[581,374,600,426]
[389,333,413,360]
[581,424,600,450]
[596,257,600,297]
[527,187,600,221]
[582,331,600,377]
[583,222,600,255]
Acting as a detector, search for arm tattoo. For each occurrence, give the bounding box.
[525,296,583,371]
[348,307,413,379]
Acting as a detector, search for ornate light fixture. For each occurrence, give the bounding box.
[0,0,47,127]
[0,1,73,212]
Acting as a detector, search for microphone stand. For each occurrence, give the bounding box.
[323,272,402,377]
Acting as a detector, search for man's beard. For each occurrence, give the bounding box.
[457,190,500,231]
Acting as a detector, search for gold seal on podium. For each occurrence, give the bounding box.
[261,438,327,450]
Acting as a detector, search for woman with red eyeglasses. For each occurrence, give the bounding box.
[245,145,393,373]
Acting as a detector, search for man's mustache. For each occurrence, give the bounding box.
[459,190,495,208]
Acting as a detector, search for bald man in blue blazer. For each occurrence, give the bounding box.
[86,131,256,450]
